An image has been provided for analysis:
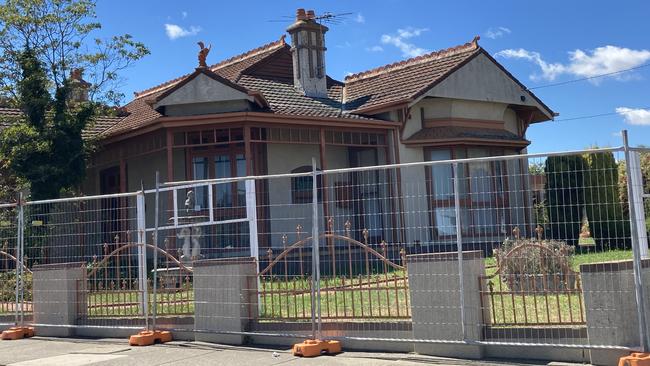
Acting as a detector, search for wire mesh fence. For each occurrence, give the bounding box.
[21,193,145,329]
[0,144,648,352]
[0,203,19,322]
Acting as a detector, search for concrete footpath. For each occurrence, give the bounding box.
[0,337,586,366]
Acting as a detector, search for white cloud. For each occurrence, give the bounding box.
[616,107,650,126]
[366,45,383,52]
[355,13,365,23]
[396,27,428,39]
[181,11,188,19]
[495,45,650,82]
[164,24,201,40]
[485,26,511,39]
[380,27,429,58]
[495,49,565,80]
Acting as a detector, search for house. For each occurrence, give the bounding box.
[1,9,554,256]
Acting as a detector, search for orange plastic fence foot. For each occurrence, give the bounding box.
[128,330,172,346]
[619,353,650,366]
[1,327,34,340]
[292,339,342,357]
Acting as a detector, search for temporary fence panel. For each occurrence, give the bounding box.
[22,193,144,330]
[0,203,20,326]
[145,168,318,340]
[255,170,317,326]
[302,146,645,351]
[1,144,648,352]
[138,146,648,350]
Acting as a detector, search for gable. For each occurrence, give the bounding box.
[420,52,553,121]
[154,73,254,109]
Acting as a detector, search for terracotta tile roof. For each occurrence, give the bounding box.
[237,75,373,120]
[0,107,122,138]
[82,115,124,139]
[343,37,482,113]
[100,35,551,139]
[102,36,291,137]
[133,36,288,99]
[101,93,162,137]
[0,107,21,131]
[403,126,529,145]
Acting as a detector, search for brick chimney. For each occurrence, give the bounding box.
[286,8,328,98]
[69,68,91,104]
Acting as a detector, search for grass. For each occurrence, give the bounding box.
[258,270,410,320]
[86,288,194,317]
[1,249,638,325]
[483,249,633,327]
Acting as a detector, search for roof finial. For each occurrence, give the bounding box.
[280,34,286,45]
[472,35,480,47]
[197,41,212,68]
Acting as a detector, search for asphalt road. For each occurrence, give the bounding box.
[0,337,581,366]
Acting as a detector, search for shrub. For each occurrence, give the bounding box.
[0,271,32,302]
[494,238,576,292]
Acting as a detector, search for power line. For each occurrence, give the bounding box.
[554,107,650,122]
[527,63,650,90]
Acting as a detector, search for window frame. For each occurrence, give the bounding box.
[424,146,511,240]
[290,165,323,204]
[188,144,247,219]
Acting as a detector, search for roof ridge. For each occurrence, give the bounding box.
[133,35,287,99]
[210,35,286,72]
[344,36,480,83]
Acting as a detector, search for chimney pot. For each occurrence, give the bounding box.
[68,68,90,103]
[71,68,83,80]
[306,10,315,19]
[296,8,306,20]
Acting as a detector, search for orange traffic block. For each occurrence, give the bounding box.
[619,353,650,366]
[128,330,172,346]
[292,339,342,357]
[1,326,34,340]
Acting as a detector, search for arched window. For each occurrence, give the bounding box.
[291,165,322,204]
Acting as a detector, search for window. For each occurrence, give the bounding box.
[192,157,209,210]
[190,148,247,219]
[291,166,322,204]
[427,147,509,238]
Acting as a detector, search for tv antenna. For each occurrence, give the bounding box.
[266,11,353,25]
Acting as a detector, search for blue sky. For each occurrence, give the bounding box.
[95,0,650,153]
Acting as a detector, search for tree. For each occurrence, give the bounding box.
[582,151,628,250]
[0,0,148,200]
[545,155,586,246]
[0,48,94,200]
[618,150,650,229]
[545,151,631,250]
[0,0,149,106]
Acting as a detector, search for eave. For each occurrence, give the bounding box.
[401,137,531,148]
[99,111,400,145]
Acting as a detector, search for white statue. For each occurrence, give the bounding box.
[176,225,203,262]
[177,227,192,261]
[191,226,202,259]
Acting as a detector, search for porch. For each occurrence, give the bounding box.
[86,122,399,256]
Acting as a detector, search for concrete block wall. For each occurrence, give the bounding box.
[406,250,487,359]
[581,259,650,366]
[193,256,258,345]
[32,262,87,337]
